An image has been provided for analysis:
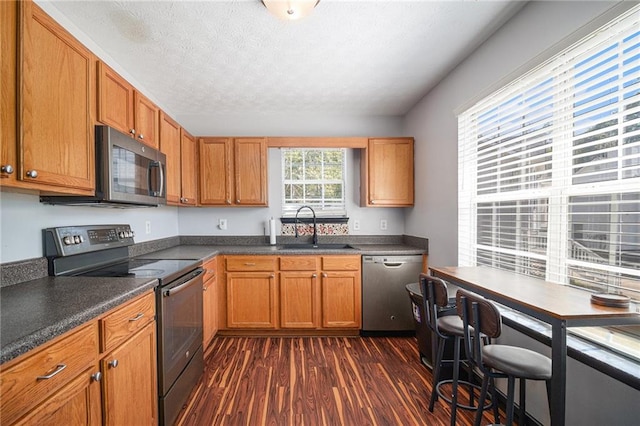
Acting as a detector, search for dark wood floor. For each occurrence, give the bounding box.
[176,336,504,426]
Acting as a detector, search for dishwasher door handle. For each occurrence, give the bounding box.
[382,262,405,268]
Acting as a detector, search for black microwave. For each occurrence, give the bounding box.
[41,126,166,207]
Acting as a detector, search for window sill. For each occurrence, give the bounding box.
[499,308,640,391]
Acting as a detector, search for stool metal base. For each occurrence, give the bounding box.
[435,379,494,411]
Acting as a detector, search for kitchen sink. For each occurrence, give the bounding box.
[277,243,355,250]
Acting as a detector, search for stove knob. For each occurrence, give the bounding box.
[119,231,125,239]
[78,235,84,243]
[63,236,72,245]
[74,235,81,244]
[129,231,135,238]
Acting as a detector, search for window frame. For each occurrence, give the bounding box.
[281,147,348,217]
[458,5,640,362]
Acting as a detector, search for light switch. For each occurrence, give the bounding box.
[380,219,388,230]
[218,219,228,230]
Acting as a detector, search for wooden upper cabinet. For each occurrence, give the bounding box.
[198,137,232,205]
[133,91,160,149]
[198,137,267,206]
[159,112,182,205]
[97,62,159,149]
[361,138,414,207]
[234,138,268,206]
[180,129,197,206]
[14,1,95,193]
[1,0,18,184]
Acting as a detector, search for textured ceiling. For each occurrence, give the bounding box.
[47,0,524,117]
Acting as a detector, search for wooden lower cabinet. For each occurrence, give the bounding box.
[14,366,102,426]
[321,271,361,328]
[280,271,319,329]
[226,272,278,328]
[202,257,218,349]
[0,291,158,426]
[223,254,361,332]
[101,321,157,426]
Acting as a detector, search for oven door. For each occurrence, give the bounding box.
[158,268,204,395]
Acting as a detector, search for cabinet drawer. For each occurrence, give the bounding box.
[279,256,319,271]
[321,255,361,271]
[203,257,217,283]
[226,256,276,271]
[100,292,155,353]
[0,323,99,425]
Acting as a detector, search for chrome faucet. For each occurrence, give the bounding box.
[294,205,318,246]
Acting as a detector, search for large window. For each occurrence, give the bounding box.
[281,148,347,216]
[458,6,640,359]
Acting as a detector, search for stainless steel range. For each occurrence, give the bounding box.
[44,224,204,426]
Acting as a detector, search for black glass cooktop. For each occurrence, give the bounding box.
[77,258,199,283]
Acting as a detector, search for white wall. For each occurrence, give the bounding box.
[0,191,179,262]
[403,1,640,424]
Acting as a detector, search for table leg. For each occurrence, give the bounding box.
[550,321,567,426]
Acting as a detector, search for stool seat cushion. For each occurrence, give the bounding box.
[482,345,552,380]
[438,315,466,336]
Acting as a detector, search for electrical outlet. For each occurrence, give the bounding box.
[218,219,228,230]
[380,219,388,230]
[145,220,151,234]
[353,220,360,231]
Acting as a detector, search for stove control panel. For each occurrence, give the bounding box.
[44,224,135,257]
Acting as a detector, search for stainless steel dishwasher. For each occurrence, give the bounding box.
[362,255,424,332]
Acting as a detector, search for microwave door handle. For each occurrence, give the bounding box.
[148,161,164,197]
[158,163,164,197]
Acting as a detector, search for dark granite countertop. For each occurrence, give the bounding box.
[136,243,425,260]
[0,241,425,365]
[0,276,157,364]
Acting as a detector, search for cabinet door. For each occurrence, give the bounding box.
[159,112,182,205]
[362,138,414,206]
[203,273,217,349]
[180,129,197,205]
[234,137,267,206]
[321,271,361,328]
[133,91,159,149]
[97,62,134,136]
[198,137,232,205]
[1,1,18,184]
[280,272,319,329]
[226,272,277,328]
[19,1,95,191]
[15,367,102,426]
[102,322,158,426]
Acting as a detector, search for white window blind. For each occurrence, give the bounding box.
[281,148,347,216]
[459,6,640,358]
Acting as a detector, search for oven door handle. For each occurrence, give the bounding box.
[163,268,204,297]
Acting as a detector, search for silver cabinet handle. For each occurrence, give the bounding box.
[128,312,144,322]
[311,273,317,278]
[138,134,144,139]
[244,262,256,266]
[322,273,328,278]
[108,359,119,368]
[91,371,102,382]
[129,129,136,135]
[26,170,38,178]
[226,199,231,205]
[37,363,66,380]
[1,165,14,174]
[236,199,240,203]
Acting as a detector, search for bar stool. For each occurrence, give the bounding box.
[456,289,552,426]
[419,274,492,426]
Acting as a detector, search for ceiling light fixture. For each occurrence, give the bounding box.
[262,0,320,21]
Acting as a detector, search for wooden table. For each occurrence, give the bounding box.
[429,266,640,426]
